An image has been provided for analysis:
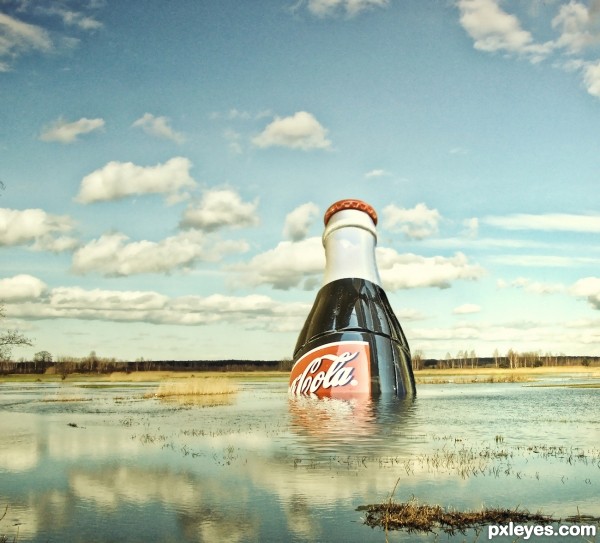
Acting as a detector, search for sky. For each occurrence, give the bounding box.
[1,0,600,362]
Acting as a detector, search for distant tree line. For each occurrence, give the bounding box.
[414,348,599,371]
[0,351,291,376]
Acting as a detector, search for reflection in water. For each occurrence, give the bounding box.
[0,379,599,542]
[288,394,417,454]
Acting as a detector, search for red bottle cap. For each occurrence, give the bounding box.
[324,199,378,226]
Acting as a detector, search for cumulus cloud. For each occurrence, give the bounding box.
[0,208,77,252]
[232,238,485,292]
[283,203,320,241]
[180,189,259,232]
[4,283,310,330]
[132,113,185,144]
[457,0,555,62]
[376,249,486,290]
[230,237,325,290]
[39,117,105,143]
[0,274,47,302]
[252,111,331,150]
[382,203,442,240]
[76,157,196,204]
[305,0,389,18]
[0,12,52,71]
[483,212,600,232]
[571,277,600,309]
[453,303,481,315]
[552,0,600,54]
[72,231,248,277]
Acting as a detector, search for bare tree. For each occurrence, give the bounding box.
[1,305,33,361]
[412,349,424,371]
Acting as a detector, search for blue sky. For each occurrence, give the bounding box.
[1,0,599,362]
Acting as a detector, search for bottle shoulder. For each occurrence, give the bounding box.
[294,278,408,356]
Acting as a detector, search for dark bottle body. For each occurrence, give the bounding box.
[293,277,416,397]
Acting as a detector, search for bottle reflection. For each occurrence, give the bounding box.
[288,394,417,454]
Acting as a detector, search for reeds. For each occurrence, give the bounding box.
[147,377,238,398]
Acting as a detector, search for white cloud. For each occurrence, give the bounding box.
[72,231,248,277]
[0,12,52,70]
[483,212,600,232]
[4,284,310,330]
[283,202,320,241]
[252,111,331,150]
[489,255,600,267]
[0,274,47,302]
[131,113,185,144]
[582,60,600,97]
[382,203,441,240]
[365,169,390,178]
[180,189,259,232]
[453,303,481,314]
[76,157,196,204]
[552,1,600,54]
[457,0,555,62]
[39,117,105,143]
[0,208,77,251]
[306,0,389,18]
[462,217,479,238]
[376,249,486,290]
[230,237,325,290]
[497,277,565,294]
[570,276,600,309]
[38,6,103,31]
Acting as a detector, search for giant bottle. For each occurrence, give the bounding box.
[289,199,416,398]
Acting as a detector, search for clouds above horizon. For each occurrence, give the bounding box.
[39,117,105,143]
[457,0,600,98]
[180,189,260,232]
[1,278,311,331]
[0,208,77,252]
[382,203,442,240]
[72,231,248,277]
[75,157,196,204]
[483,212,600,232]
[252,112,332,150]
[132,113,185,144]
[0,3,103,71]
[303,0,389,18]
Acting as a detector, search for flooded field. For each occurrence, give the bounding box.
[0,372,599,542]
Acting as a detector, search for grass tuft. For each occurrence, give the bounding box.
[358,497,555,535]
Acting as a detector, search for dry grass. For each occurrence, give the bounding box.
[416,374,532,385]
[146,377,238,398]
[359,497,555,535]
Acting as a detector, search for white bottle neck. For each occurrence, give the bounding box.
[322,209,381,286]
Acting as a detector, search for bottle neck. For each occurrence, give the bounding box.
[322,209,381,287]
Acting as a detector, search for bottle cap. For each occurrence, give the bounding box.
[324,199,378,226]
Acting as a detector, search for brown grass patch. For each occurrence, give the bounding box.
[145,377,238,399]
[359,498,554,535]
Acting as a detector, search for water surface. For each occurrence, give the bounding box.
[0,375,598,542]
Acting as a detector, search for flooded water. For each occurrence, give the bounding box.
[0,374,598,542]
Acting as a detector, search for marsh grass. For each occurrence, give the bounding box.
[358,496,555,535]
[416,374,531,384]
[41,395,91,402]
[146,377,238,399]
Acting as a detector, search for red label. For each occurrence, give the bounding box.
[288,341,371,397]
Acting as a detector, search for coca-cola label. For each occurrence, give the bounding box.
[289,341,371,397]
